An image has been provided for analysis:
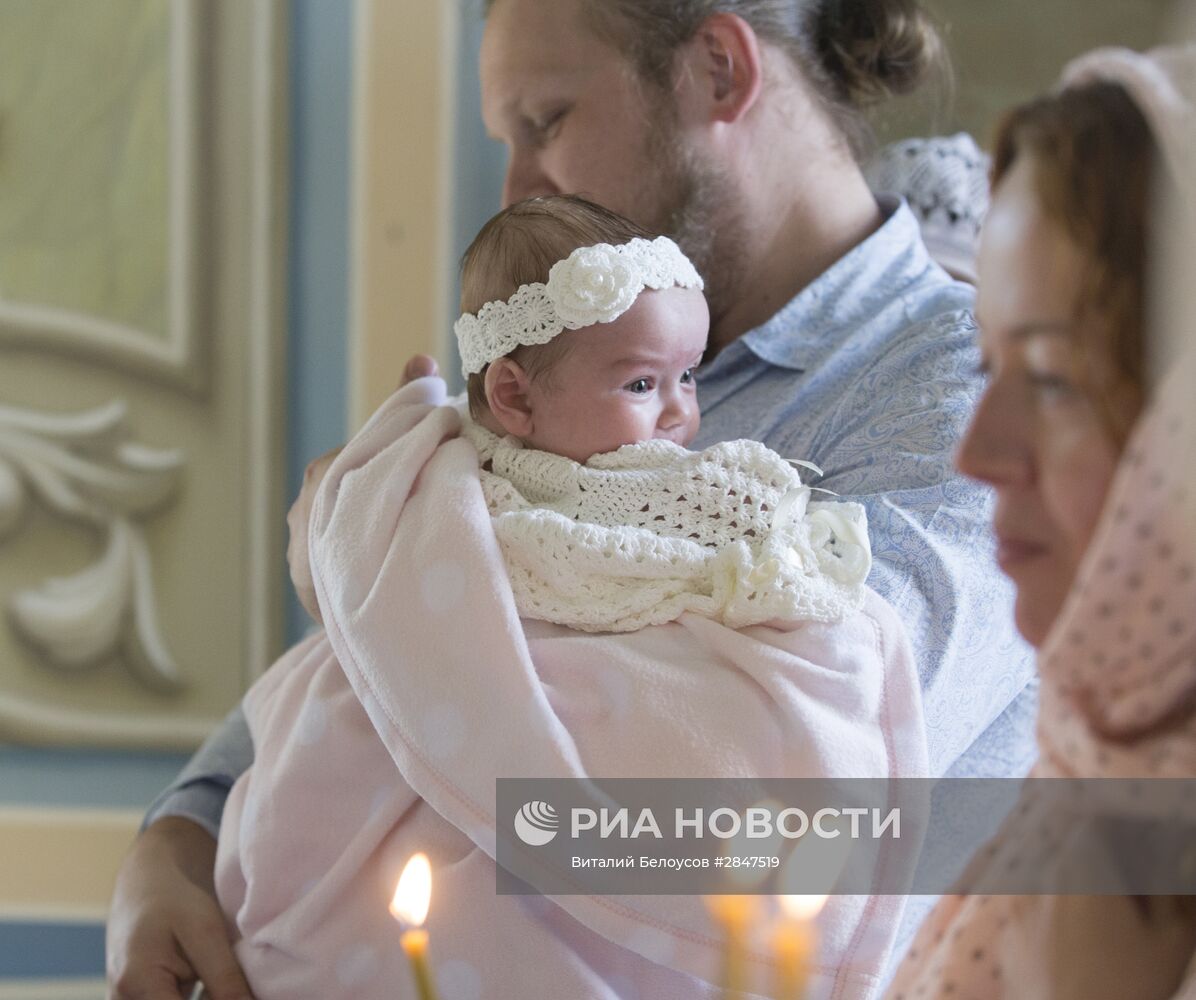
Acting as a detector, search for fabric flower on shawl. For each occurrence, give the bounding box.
[549,244,640,327]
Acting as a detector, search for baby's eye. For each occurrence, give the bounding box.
[680,367,697,385]
[625,377,653,394]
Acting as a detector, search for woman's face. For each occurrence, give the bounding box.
[958,156,1141,647]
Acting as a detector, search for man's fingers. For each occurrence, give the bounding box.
[301,445,341,485]
[401,353,439,386]
[108,976,185,1000]
[181,917,254,1000]
[107,953,191,1000]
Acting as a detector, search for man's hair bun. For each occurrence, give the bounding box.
[813,0,944,108]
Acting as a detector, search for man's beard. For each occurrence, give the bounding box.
[636,118,747,337]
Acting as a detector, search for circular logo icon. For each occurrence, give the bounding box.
[514,801,559,846]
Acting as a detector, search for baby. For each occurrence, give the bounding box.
[215,195,928,999]
[457,195,709,462]
[447,194,871,631]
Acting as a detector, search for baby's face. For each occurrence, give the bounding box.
[522,287,709,463]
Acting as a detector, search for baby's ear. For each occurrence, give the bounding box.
[484,358,535,437]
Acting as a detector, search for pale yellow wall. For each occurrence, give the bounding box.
[0,0,170,338]
[350,0,459,428]
[0,807,139,921]
[876,0,1175,146]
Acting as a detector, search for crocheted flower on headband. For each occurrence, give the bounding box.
[549,244,640,327]
[455,236,704,377]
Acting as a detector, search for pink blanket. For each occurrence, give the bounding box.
[215,378,928,999]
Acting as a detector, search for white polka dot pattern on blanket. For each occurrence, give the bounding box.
[238,792,260,841]
[335,943,380,988]
[420,560,467,613]
[296,875,319,904]
[420,702,467,761]
[437,958,483,1000]
[368,785,396,821]
[295,697,328,746]
[596,667,633,721]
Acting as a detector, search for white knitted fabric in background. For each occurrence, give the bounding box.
[460,415,871,633]
[863,132,990,283]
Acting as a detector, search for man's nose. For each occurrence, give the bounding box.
[502,152,559,207]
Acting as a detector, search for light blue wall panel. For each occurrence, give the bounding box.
[284,0,352,645]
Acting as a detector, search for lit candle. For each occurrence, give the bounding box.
[390,853,440,1000]
[771,894,827,999]
[705,894,758,997]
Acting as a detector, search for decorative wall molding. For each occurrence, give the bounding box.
[0,691,211,750]
[0,0,287,750]
[0,0,204,393]
[0,400,185,691]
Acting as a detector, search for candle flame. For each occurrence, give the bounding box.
[778,893,828,921]
[390,853,432,927]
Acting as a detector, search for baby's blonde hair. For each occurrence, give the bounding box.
[460,195,658,419]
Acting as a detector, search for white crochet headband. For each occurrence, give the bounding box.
[454,236,704,377]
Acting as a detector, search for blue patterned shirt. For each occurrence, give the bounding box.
[694,199,1037,782]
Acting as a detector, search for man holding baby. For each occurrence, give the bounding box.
[107,2,1037,997]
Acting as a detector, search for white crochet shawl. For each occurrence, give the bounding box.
[460,413,872,633]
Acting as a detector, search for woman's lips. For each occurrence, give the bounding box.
[995,537,1048,571]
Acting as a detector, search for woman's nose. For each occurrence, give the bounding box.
[502,152,559,207]
[956,380,1032,487]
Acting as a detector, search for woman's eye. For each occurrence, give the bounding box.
[1028,371,1076,401]
[680,367,697,385]
[625,377,653,394]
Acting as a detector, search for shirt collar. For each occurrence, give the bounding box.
[730,197,939,373]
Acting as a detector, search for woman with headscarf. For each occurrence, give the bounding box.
[887,35,1196,1000]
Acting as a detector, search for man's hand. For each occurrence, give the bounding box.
[399,353,439,384]
[286,354,440,622]
[107,816,254,1000]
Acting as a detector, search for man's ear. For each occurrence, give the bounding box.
[674,12,764,125]
[484,357,535,437]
